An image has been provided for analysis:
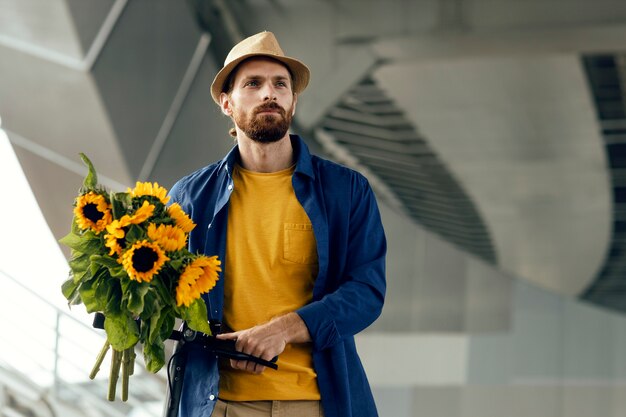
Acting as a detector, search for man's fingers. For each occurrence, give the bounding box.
[229,359,266,374]
[216,331,239,340]
[244,360,265,374]
[218,322,285,374]
[220,331,268,374]
[236,335,263,357]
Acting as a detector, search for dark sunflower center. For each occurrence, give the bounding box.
[83,203,105,222]
[117,227,130,249]
[132,246,159,273]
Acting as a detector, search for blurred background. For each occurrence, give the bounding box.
[2,0,626,416]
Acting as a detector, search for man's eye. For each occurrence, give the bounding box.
[276,81,287,87]
[245,80,258,87]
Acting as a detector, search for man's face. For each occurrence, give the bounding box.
[220,58,297,143]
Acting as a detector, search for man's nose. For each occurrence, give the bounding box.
[261,84,277,101]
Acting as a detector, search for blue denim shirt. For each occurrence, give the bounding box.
[169,135,386,417]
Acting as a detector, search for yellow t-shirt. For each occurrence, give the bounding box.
[219,164,320,401]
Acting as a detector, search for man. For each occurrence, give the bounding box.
[169,31,386,417]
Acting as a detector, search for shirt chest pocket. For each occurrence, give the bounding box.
[283,223,318,265]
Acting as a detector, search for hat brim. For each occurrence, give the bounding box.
[210,52,310,104]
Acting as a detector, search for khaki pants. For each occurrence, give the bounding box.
[211,399,324,417]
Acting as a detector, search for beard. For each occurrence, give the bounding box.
[233,101,293,143]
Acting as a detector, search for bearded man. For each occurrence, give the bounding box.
[169,31,387,417]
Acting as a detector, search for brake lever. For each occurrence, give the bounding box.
[92,313,279,370]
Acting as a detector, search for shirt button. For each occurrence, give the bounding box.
[209,394,215,401]
[208,223,212,229]
[228,184,233,191]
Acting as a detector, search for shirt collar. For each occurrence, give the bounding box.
[291,134,315,180]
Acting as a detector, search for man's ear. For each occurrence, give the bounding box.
[291,93,298,116]
[220,93,233,116]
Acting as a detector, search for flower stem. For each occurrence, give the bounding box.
[89,340,111,380]
[108,349,122,401]
[129,348,136,376]
[121,348,133,402]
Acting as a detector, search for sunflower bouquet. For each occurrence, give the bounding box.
[60,154,220,401]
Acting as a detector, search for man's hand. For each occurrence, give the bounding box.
[216,312,311,374]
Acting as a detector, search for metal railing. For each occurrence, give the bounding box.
[0,269,167,417]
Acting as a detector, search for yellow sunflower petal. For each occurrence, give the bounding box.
[128,200,155,225]
[147,223,187,252]
[175,265,203,307]
[175,256,221,307]
[167,203,196,233]
[104,220,126,256]
[128,182,170,205]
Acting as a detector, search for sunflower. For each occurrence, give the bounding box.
[147,223,187,252]
[121,240,169,283]
[74,192,112,234]
[175,256,221,307]
[102,201,155,257]
[128,182,170,205]
[104,220,127,256]
[167,203,196,233]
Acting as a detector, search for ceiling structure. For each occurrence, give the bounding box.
[580,54,626,311]
[2,0,626,313]
[316,76,498,263]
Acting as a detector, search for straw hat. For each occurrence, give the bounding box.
[210,31,310,104]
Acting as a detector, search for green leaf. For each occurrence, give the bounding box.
[71,268,88,284]
[110,265,127,278]
[104,279,122,316]
[146,310,162,344]
[77,263,96,283]
[143,340,165,373]
[80,153,98,190]
[59,232,81,250]
[71,217,81,236]
[89,261,101,277]
[152,277,174,308]
[168,259,183,271]
[78,268,119,313]
[126,281,150,316]
[78,274,104,313]
[179,299,212,335]
[69,252,90,273]
[146,307,174,344]
[60,232,102,255]
[104,313,139,351]
[139,316,150,342]
[110,191,131,219]
[159,310,175,341]
[140,290,159,318]
[61,277,80,304]
[125,224,144,243]
[90,254,121,271]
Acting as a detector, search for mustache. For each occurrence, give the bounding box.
[254,102,286,115]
